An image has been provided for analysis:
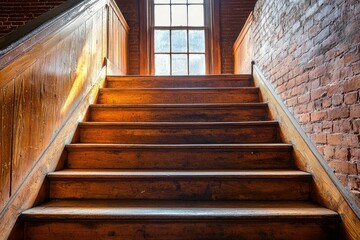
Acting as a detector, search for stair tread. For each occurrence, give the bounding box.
[79,121,278,127]
[90,103,268,108]
[22,200,338,220]
[107,74,252,80]
[48,169,311,179]
[100,87,259,91]
[66,143,293,149]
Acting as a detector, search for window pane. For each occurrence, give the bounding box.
[189,54,205,75]
[188,0,203,3]
[171,5,187,26]
[189,30,205,53]
[155,0,170,3]
[171,30,187,52]
[188,5,204,26]
[155,5,170,26]
[172,0,187,3]
[155,30,170,53]
[155,54,170,75]
[172,54,188,75]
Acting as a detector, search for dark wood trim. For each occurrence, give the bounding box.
[252,64,360,240]
[210,0,221,74]
[139,0,151,75]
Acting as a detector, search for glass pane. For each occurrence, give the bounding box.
[155,54,170,75]
[155,30,170,53]
[188,0,203,3]
[171,5,187,26]
[155,5,170,26]
[172,54,188,75]
[189,30,205,53]
[172,0,187,3]
[188,5,204,26]
[171,30,187,52]
[189,54,205,75]
[154,0,170,3]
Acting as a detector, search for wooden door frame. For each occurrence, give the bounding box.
[139,0,221,75]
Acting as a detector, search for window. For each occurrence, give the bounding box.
[152,0,207,75]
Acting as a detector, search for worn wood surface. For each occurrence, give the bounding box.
[0,81,14,211]
[252,66,360,239]
[89,103,268,122]
[106,75,253,88]
[79,121,280,144]
[48,170,310,201]
[66,143,294,169]
[22,200,339,240]
[98,88,260,104]
[23,220,339,240]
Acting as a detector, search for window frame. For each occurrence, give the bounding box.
[140,0,220,75]
[151,0,208,75]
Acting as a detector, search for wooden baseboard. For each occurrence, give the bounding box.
[252,64,360,240]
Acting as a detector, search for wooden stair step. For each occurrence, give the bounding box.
[79,121,280,144]
[89,103,268,122]
[22,200,339,240]
[48,170,311,201]
[106,74,253,88]
[98,88,260,104]
[66,143,294,169]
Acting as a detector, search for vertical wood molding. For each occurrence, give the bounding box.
[252,65,360,240]
[139,0,151,75]
[210,0,221,74]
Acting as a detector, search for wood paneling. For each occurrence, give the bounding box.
[0,0,129,238]
[0,81,14,211]
[108,0,129,75]
[233,13,253,74]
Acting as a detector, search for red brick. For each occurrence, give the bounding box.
[327,134,343,145]
[324,146,335,159]
[312,133,327,144]
[332,94,344,106]
[350,104,360,118]
[344,92,358,105]
[329,160,358,175]
[311,111,327,121]
[328,106,350,120]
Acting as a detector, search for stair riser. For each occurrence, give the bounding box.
[49,178,309,201]
[98,89,259,104]
[79,125,280,144]
[25,220,338,240]
[67,148,294,169]
[89,107,268,122]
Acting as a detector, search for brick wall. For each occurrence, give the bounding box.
[115,0,140,75]
[251,0,360,204]
[220,0,257,74]
[0,0,66,37]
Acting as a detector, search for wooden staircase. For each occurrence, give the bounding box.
[21,75,339,239]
